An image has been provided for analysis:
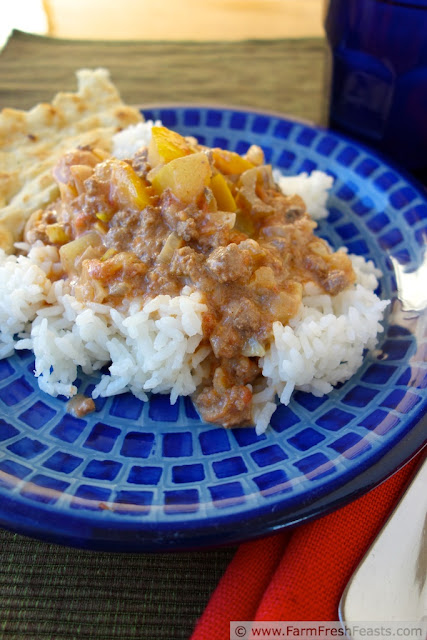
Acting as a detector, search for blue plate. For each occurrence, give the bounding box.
[0,106,425,551]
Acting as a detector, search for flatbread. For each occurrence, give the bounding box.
[0,68,143,252]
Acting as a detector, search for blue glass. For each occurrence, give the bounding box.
[0,106,425,552]
[325,0,427,180]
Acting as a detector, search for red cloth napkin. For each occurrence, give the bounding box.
[191,452,424,640]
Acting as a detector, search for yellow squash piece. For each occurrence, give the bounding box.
[150,152,211,205]
[148,126,194,167]
[45,224,70,245]
[95,211,112,223]
[211,149,254,175]
[210,173,237,212]
[98,159,151,211]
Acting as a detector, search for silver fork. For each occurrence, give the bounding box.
[339,454,427,627]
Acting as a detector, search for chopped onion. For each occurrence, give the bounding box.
[59,231,101,273]
[158,232,183,263]
[216,211,236,229]
[242,338,265,357]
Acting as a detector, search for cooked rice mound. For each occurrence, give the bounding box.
[0,242,388,434]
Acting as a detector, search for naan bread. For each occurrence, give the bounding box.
[0,68,143,252]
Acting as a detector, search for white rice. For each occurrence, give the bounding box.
[273,169,333,220]
[0,122,390,433]
[0,245,57,359]
[252,274,388,433]
[13,271,210,405]
[112,120,162,159]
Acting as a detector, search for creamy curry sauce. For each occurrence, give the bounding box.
[24,126,355,426]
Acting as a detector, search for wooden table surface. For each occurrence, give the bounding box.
[43,0,324,41]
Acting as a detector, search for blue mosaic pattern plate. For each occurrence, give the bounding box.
[0,106,425,551]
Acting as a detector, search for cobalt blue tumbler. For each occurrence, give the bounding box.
[325,0,427,182]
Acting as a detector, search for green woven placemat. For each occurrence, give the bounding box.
[0,30,327,123]
[0,30,326,639]
[0,528,235,639]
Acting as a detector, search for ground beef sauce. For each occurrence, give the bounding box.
[25,127,355,427]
